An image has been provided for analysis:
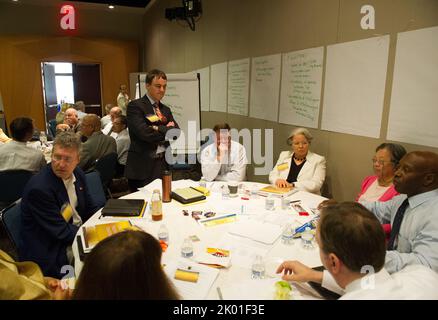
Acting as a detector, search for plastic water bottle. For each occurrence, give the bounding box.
[251,255,265,279]
[222,186,230,200]
[151,189,163,221]
[158,224,169,244]
[265,195,275,211]
[39,131,47,147]
[281,223,294,245]
[181,237,194,258]
[301,227,314,249]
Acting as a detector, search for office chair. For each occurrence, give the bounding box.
[0,199,23,261]
[84,171,107,209]
[94,152,118,198]
[0,170,33,211]
[48,119,57,138]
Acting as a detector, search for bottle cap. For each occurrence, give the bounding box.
[163,170,171,176]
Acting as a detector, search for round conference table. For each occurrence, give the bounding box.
[72,179,327,300]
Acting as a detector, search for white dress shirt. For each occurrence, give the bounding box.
[200,141,247,182]
[62,174,82,227]
[321,265,438,299]
[268,151,326,194]
[0,140,46,172]
[361,189,438,273]
[101,122,113,135]
[114,128,130,165]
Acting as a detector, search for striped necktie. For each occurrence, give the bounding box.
[387,198,409,250]
[154,102,167,123]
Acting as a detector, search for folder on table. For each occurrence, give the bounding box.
[171,187,206,204]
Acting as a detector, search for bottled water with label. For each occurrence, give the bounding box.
[181,237,194,258]
[301,227,314,249]
[39,131,47,147]
[281,223,294,245]
[222,186,230,200]
[158,224,169,244]
[251,255,265,279]
[265,196,275,211]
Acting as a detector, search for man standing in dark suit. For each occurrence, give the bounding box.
[125,69,179,192]
[20,132,99,278]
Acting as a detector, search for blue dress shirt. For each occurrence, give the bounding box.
[361,188,438,273]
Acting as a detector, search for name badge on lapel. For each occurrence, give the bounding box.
[146,114,160,123]
[277,162,289,171]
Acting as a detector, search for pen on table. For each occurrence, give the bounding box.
[290,200,301,204]
[217,287,223,300]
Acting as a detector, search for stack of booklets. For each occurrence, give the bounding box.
[101,199,146,217]
[80,221,137,253]
[171,187,206,204]
[258,185,298,198]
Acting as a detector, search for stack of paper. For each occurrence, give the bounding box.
[227,220,282,245]
[164,260,219,300]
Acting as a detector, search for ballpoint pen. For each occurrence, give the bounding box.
[217,287,223,300]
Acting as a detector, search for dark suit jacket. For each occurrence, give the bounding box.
[79,131,117,171]
[125,95,179,181]
[20,165,99,278]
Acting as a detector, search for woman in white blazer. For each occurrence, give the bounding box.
[269,127,326,194]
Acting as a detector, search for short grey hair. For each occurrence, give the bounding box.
[287,127,313,145]
[53,131,82,153]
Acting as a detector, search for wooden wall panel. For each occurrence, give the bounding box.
[0,36,138,131]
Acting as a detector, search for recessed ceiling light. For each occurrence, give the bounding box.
[108,5,115,9]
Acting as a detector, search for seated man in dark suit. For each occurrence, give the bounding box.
[79,114,117,172]
[21,132,99,278]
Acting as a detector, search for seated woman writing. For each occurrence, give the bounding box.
[269,127,326,195]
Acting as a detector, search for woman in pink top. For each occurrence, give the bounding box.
[357,143,407,238]
[357,143,407,202]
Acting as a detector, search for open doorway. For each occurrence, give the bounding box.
[41,62,102,128]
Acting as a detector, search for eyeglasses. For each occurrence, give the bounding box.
[293,142,309,147]
[52,154,75,164]
[372,158,393,166]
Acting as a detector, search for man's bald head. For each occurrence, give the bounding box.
[393,151,438,197]
[110,107,122,121]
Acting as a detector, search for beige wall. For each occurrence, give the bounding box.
[142,0,438,201]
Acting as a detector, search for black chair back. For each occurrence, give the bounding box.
[0,199,23,260]
[0,170,33,210]
[48,119,57,137]
[85,171,107,208]
[94,152,118,188]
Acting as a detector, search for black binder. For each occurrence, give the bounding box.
[101,199,146,217]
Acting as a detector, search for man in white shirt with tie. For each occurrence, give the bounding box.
[276,202,438,299]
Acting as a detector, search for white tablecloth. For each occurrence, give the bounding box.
[72,179,327,300]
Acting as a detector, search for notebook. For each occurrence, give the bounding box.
[171,187,206,204]
[101,199,147,217]
[81,221,137,253]
[258,185,298,198]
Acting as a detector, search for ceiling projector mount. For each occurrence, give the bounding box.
[165,0,202,31]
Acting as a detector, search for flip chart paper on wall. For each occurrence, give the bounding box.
[196,66,210,111]
[279,47,324,128]
[227,58,250,116]
[210,62,227,112]
[387,26,438,148]
[249,54,281,122]
[321,35,389,138]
